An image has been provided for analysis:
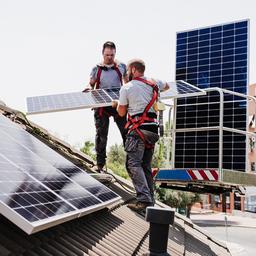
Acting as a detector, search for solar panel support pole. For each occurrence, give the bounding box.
[166,105,173,165]
[171,99,177,169]
[218,89,224,182]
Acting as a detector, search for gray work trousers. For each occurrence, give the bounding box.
[125,129,159,203]
[94,107,127,166]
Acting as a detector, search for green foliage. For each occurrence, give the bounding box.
[107,162,129,179]
[107,144,128,179]
[155,187,181,207]
[107,144,126,165]
[80,140,96,160]
[152,139,165,168]
[155,186,202,218]
[152,124,172,168]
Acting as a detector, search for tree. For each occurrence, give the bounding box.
[179,192,201,218]
[80,140,96,160]
[152,121,172,168]
[107,144,126,165]
[155,186,202,218]
[107,144,128,179]
[152,138,165,168]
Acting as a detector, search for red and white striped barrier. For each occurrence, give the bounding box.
[187,169,219,181]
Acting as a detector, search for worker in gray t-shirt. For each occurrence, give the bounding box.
[83,41,128,172]
[115,59,169,212]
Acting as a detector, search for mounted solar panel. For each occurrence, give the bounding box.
[175,20,249,172]
[0,114,120,234]
[27,81,205,115]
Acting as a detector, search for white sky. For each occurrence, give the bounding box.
[1,0,256,149]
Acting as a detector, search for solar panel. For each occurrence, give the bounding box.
[27,82,205,115]
[27,89,114,115]
[104,87,120,100]
[175,20,248,172]
[160,80,205,99]
[0,156,77,222]
[0,114,120,234]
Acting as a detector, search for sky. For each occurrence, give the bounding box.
[1,0,256,150]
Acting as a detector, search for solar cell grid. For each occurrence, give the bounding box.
[175,20,248,172]
[27,83,206,115]
[175,130,220,169]
[160,80,205,99]
[104,87,120,100]
[0,114,120,233]
[0,129,116,206]
[0,118,119,203]
[27,89,116,115]
[176,20,248,93]
[0,156,76,222]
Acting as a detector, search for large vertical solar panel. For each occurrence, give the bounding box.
[0,114,120,234]
[175,20,248,172]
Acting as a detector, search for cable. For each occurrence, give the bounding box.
[103,170,136,195]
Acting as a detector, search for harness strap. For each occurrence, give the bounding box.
[96,63,123,117]
[95,67,102,89]
[124,116,157,129]
[95,62,122,89]
[113,64,123,86]
[126,77,159,148]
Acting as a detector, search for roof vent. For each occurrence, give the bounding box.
[144,207,175,256]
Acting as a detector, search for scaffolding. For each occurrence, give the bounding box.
[155,87,256,194]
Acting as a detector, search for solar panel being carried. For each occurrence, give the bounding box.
[27,89,113,115]
[26,81,205,115]
[0,114,120,234]
[161,80,205,99]
[175,20,248,172]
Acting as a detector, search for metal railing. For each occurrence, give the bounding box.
[167,87,256,179]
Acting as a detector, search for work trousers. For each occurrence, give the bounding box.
[125,129,159,203]
[94,107,127,166]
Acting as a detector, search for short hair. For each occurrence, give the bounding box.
[102,41,116,52]
[127,59,145,73]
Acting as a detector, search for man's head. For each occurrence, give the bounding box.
[102,41,116,65]
[127,59,145,81]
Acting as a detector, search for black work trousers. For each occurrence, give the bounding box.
[94,107,127,166]
[125,129,159,203]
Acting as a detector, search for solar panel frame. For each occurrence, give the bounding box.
[0,153,80,234]
[27,83,206,115]
[26,89,114,115]
[0,114,121,234]
[161,80,206,99]
[174,19,249,172]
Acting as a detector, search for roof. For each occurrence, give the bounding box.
[0,104,231,256]
[0,203,231,256]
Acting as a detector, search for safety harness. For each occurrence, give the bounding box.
[95,63,123,89]
[95,63,123,118]
[125,77,159,148]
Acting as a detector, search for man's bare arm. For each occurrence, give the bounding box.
[117,104,128,117]
[123,74,129,84]
[162,82,169,91]
[82,78,96,92]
